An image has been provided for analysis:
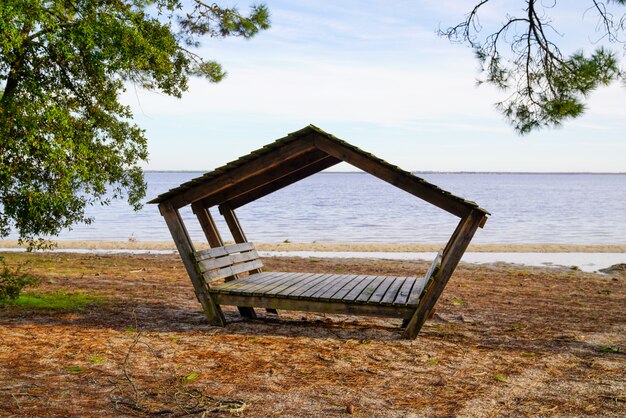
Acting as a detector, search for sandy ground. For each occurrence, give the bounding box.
[1,239,625,253]
[0,252,624,417]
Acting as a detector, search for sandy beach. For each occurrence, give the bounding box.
[1,239,625,253]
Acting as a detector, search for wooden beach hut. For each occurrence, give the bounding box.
[149,125,489,338]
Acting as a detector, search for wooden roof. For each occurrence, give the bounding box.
[149,125,489,220]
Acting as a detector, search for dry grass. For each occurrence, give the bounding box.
[0,252,624,417]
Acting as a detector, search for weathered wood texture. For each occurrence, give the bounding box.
[192,229,258,318]
[402,211,485,339]
[314,135,473,219]
[210,271,428,319]
[184,243,443,330]
[197,149,334,209]
[218,207,272,313]
[226,155,341,209]
[194,243,264,283]
[169,137,317,208]
[191,204,223,248]
[212,294,415,319]
[159,202,225,326]
[152,126,489,338]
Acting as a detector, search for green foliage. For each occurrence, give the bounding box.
[7,291,102,309]
[598,345,621,353]
[90,355,107,365]
[0,1,270,247]
[441,1,625,134]
[181,372,199,383]
[0,256,38,303]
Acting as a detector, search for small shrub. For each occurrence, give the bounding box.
[0,256,39,304]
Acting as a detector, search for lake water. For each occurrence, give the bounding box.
[39,172,626,244]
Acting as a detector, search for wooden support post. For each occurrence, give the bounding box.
[402,210,485,339]
[191,203,223,248]
[159,201,225,327]
[191,202,257,319]
[220,204,278,315]
[219,205,260,273]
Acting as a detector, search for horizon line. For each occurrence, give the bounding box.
[143,170,626,175]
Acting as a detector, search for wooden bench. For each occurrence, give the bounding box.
[194,242,442,335]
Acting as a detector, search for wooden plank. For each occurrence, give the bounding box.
[406,277,429,306]
[378,277,406,305]
[263,273,330,297]
[211,272,279,293]
[300,274,353,299]
[198,149,332,209]
[219,207,263,276]
[289,274,337,298]
[252,272,317,296]
[220,206,248,243]
[317,275,368,301]
[213,274,266,291]
[342,275,380,302]
[216,207,274,312]
[192,204,223,248]
[189,207,257,318]
[194,242,255,262]
[314,135,473,219]
[203,259,264,282]
[406,251,442,305]
[393,278,416,305]
[329,275,371,301]
[426,251,443,281]
[197,250,260,272]
[310,274,358,299]
[159,201,225,326]
[403,210,484,339]
[227,155,342,209]
[367,276,398,304]
[241,272,313,296]
[169,136,317,208]
[355,276,387,303]
[213,293,415,319]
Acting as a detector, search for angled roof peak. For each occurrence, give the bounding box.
[149,126,489,222]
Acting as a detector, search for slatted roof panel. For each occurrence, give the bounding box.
[148,125,489,216]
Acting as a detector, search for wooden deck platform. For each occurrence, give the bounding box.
[210,272,430,319]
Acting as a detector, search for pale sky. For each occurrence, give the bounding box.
[123,0,626,172]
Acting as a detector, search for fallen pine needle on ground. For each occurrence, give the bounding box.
[0,252,624,417]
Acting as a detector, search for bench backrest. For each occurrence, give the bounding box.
[193,243,263,283]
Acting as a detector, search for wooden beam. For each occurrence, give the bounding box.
[159,201,225,327]
[168,136,317,209]
[220,206,269,315]
[190,203,256,318]
[191,203,223,248]
[220,206,249,245]
[197,149,333,209]
[402,210,484,339]
[314,135,473,219]
[212,293,415,319]
[226,155,342,209]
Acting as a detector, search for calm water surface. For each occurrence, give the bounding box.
[46,172,626,244]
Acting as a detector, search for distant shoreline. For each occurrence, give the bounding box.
[1,240,624,253]
[143,170,626,175]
